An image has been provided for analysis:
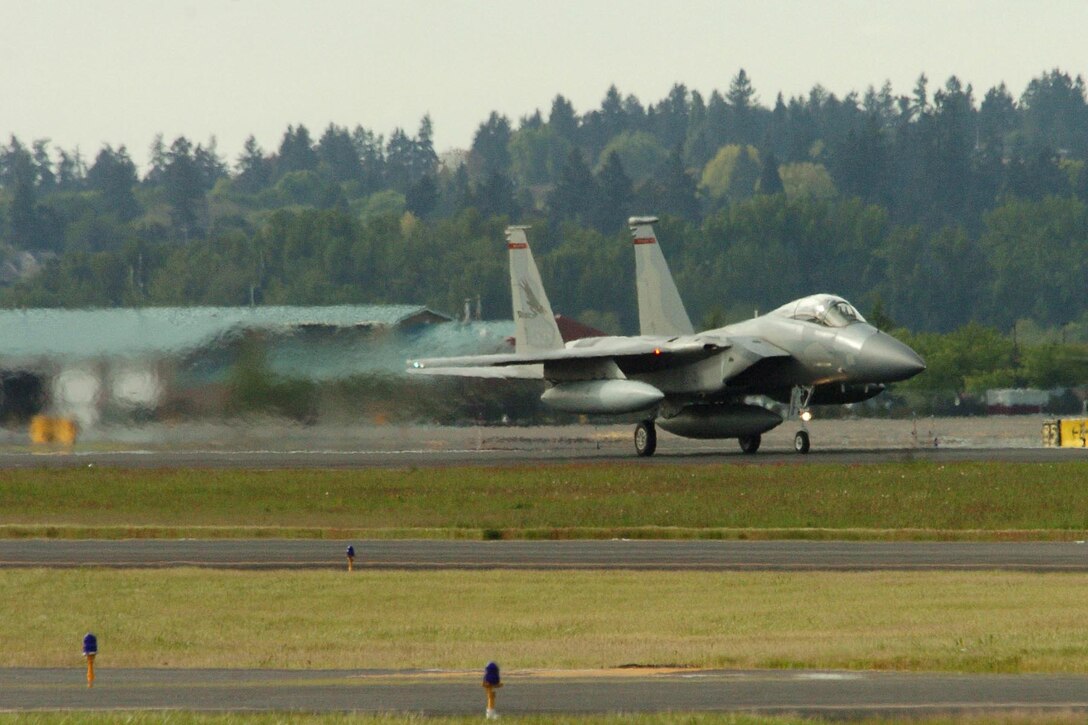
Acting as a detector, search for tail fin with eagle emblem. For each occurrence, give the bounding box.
[507,226,563,354]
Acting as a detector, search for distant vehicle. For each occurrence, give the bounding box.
[410,218,925,456]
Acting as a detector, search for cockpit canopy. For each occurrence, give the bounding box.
[773,294,867,328]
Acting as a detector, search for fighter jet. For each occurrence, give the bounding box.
[409,218,925,456]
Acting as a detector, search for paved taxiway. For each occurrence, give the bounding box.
[3,539,1088,571]
[0,415,1081,467]
[5,667,1087,716]
[2,444,1085,469]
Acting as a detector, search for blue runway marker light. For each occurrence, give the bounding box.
[82,633,97,687]
[346,545,355,571]
[483,661,502,718]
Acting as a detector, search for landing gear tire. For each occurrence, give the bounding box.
[794,430,810,454]
[634,420,657,457]
[738,434,761,454]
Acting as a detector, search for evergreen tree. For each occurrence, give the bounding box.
[476,171,519,220]
[55,148,86,191]
[351,125,386,194]
[978,83,1017,161]
[7,142,40,248]
[470,112,512,178]
[443,164,474,216]
[32,140,55,191]
[658,148,700,221]
[519,109,544,130]
[317,124,363,183]
[756,151,785,195]
[548,95,579,143]
[653,83,689,150]
[727,146,761,203]
[594,151,633,232]
[412,115,439,179]
[236,135,273,193]
[406,173,438,218]
[832,114,890,205]
[727,69,758,144]
[194,138,228,190]
[163,136,204,237]
[1004,150,1069,199]
[384,128,416,191]
[87,145,140,220]
[1021,69,1088,156]
[549,149,597,226]
[276,125,318,176]
[146,134,168,184]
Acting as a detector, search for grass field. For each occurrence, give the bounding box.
[1,462,1087,539]
[4,713,1086,725]
[6,569,1088,673]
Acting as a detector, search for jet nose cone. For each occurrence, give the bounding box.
[857,332,926,382]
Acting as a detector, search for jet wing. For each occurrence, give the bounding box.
[408,333,795,382]
[410,335,725,371]
[408,363,544,379]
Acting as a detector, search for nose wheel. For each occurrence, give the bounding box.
[634,419,657,457]
[793,430,810,454]
[789,386,815,454]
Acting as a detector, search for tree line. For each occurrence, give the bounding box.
[1,69,1087,340]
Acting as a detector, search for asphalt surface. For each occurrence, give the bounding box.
[1,445,1085,469]
[4,539,1088,571]
[4,667,1087,717]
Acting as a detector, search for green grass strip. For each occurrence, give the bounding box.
[1,462,1087,539]
[6,569,1088,674]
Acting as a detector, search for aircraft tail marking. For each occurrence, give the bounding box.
[507,226,564,354]
[629,216,694,336]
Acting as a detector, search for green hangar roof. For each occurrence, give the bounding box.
[0,305,453,364]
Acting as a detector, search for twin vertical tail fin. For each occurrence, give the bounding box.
[507,226,564,354]
[629,216,694,336]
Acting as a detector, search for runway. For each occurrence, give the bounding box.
[3,539,1087,571]
[0,417,1080,468]
[4,667,1087,716]
[1,445,1084,469]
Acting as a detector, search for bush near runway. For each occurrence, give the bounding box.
[7,569,1088,674]
[1,462,1087,540]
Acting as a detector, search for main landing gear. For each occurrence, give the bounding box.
[789,386,815,455]
[634,419,657,457]
[738,434,761,454]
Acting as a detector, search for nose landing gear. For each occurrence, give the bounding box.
[789,386,815,455]
[793,429,810,453]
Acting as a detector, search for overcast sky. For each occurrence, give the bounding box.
[3,0,1086,170]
